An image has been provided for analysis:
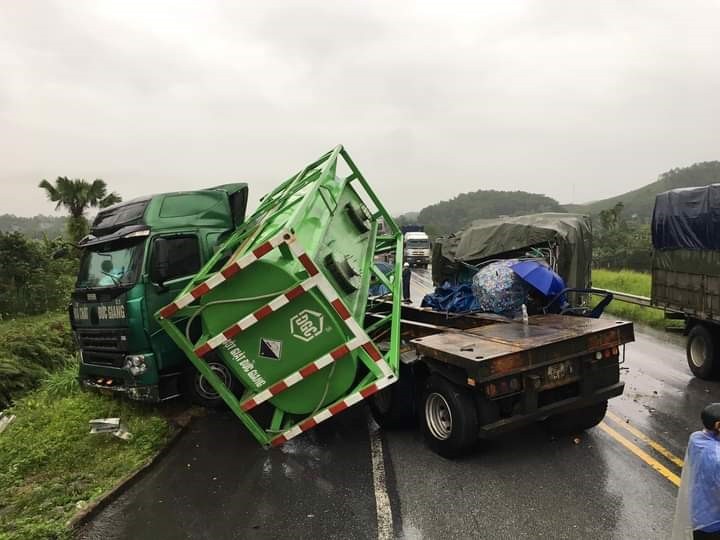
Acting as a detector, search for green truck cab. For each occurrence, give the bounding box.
[72,184,248,405]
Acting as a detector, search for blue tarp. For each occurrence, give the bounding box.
[421,282,480,313]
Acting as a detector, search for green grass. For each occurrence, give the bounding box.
[0,312,75,409]
[591,269,676,329]
[0,361,175,540]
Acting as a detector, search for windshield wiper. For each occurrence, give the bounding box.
[101,271,122,286]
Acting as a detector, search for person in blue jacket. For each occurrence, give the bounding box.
[685,403,720,538]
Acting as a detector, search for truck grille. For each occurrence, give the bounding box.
[76,328,128,367]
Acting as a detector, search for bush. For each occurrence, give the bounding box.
[0,313,75,409]
[0,232,77,317]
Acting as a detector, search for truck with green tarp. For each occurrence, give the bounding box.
[651,184,720,379]
[431,213,593,291]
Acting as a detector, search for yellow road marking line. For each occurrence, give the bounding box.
[605,411,685,468]
[598,422,680,487]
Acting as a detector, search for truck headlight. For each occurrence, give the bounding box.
[124,355,147,376]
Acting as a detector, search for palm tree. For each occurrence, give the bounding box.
[38,177,122,242]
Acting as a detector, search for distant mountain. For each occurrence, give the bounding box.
[0,214,66,239]
[564,161,720,220]
[416,190,563,236]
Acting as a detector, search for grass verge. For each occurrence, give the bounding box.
[592,269,679,329]
[0,360,176,540]
[0,312,75,409]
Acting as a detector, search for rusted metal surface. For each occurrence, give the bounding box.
[410,314,634,377]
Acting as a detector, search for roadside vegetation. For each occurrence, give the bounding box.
[591,269,674,329]
[0,312,74,409]
[0,361,176,540]
[0,178,177,540]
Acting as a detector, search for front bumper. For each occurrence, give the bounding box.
[80,378,161,402]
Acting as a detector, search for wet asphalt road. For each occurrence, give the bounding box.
[79,268,720,540]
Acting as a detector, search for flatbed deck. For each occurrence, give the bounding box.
[411,314,633,378]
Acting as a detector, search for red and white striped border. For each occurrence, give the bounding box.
[240,336,364,411]
[158,224,396,446]
[269,375,395,447]
[193,274,320,358]
[159,230,292,320]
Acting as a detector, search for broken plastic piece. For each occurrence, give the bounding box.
[89,418,133,440]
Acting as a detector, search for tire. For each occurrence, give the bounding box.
[420,375,478,458]
[544,400,608,435]
[184,360,235,408]
[369,363,416,429]
[686,324,718,379]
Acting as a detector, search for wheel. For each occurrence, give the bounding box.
[369,363,416,428]
[686,324,718,379]
[184,360,235,408]
[544,400,608,435]
[420,375,478,458]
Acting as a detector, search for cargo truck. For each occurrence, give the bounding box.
[651,184,720,379]
[72,183,248,406]
[153,146,633,457]
[404,231,431,268]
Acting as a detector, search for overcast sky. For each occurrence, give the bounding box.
[1,0,719,217]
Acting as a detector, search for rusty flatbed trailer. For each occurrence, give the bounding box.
[366,304,634,457]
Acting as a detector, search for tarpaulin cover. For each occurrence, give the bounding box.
[432,213,592,290]
[652,184,720,250]
[421,282,479,313]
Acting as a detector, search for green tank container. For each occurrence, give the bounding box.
[157,146,402,447]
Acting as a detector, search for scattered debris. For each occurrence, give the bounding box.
[573,437,582,445]
[89,418,133,441]
[0,411,16,435]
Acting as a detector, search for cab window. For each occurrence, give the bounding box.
[152,236,201,281]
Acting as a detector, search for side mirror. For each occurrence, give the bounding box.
[150,238,170,287]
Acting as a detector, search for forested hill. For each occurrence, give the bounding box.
[415,190,563,236]
[564,161,720,220]
[0,214,66,239]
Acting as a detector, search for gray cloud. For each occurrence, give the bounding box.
[1,0,719,217]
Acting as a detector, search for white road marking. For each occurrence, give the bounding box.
[368,416,394,540]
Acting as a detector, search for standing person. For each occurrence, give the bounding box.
[402,262,412,304]
[673,403,720,539]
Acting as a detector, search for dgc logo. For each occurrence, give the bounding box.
[290,309,324,342]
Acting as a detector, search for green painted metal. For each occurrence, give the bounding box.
[156,146,403,447]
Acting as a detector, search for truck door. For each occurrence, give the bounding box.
[146,234,203,370]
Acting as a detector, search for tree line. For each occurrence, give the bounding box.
[0,178,121,317]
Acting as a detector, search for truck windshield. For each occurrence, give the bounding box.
[76,240,145,289]
[407,240,430,249]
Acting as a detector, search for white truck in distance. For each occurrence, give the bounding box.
[404,231,431,268]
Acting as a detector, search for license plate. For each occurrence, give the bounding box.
[547,360,574,382]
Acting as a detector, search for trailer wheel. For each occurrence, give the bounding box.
[184,361,235,408]
[369,363,415,429]
[544,400,608,435]
[686,324,718,379]
[420,375,478,458]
